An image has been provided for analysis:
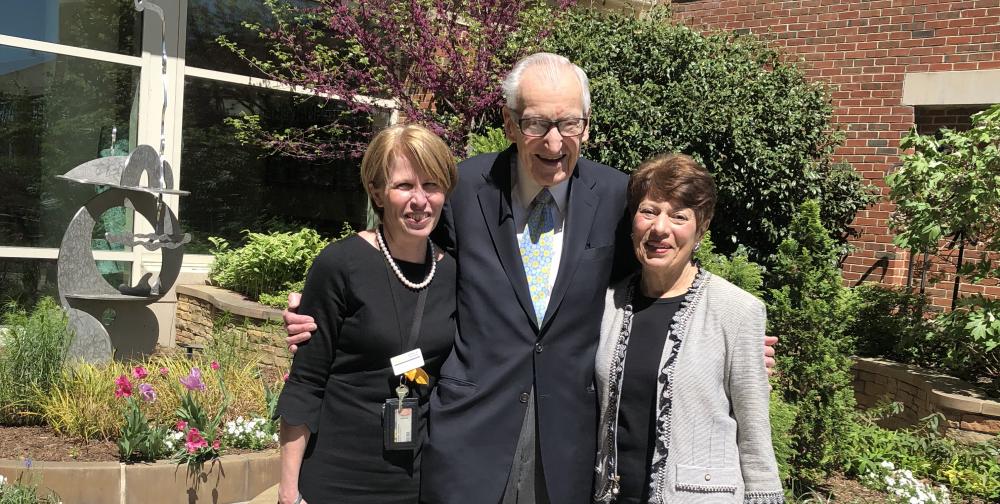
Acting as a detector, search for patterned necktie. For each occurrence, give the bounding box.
[519,189,556,324]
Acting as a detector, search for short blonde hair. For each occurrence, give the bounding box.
[361,123,458,217]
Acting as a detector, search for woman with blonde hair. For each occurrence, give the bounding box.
[276,124,459,504]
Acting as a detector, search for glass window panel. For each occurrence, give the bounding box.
[0,258,58,307]
[0,46,140,248]
[185,0,278,78]
[0,0,142,57]
[0,257,132,307]
[180,77,371,253]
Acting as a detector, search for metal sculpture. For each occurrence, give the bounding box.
[55,0,187,361]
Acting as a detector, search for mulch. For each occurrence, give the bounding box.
[0,425,118,463]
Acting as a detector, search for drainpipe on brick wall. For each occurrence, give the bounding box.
[951,229,967,312]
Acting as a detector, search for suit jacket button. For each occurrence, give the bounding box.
[535,343,544,353]
[519,392,530,403]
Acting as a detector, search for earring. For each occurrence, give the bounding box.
[693,242,701,253]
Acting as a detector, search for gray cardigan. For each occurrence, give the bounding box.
[594,271,784,504]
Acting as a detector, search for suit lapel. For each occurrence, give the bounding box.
[541,164,598,332]
[477,147,539,329]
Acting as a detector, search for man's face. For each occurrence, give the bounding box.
[503,66,589,188]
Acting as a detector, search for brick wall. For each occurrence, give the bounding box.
[666,0,1000,303]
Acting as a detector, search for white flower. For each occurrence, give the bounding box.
[880,461,895,470]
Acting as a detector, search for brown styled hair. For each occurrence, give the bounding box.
[361,123,458,217]
[626,153,717,235]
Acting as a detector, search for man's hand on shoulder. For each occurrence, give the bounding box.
[284,292,316,354]
[764,335,778,376]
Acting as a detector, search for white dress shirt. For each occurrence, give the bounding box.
[511,158,569,296]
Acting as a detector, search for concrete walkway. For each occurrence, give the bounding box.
[249,483,279,504]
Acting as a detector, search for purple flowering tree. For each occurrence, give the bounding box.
[219,0,573,158]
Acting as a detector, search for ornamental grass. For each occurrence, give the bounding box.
[35,355,277,441]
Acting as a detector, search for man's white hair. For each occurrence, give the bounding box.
[501,52,591,115]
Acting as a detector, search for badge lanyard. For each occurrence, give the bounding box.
[381,255,430,451]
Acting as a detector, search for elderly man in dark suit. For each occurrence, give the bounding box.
[282,53,775,504]
[417,53,631,504]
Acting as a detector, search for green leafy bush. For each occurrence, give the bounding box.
[848,283,1000,396]
[0,297,73,424]
[849,284,935,362]
[932,297,1000,393]
[466,126,511,157]
[769,390,798,485]
[840,403,1000,501]
[208,225,351,305]
[695,231,764,298]
[543,7,876,263]
[768,200,857,486]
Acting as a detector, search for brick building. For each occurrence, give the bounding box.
[654,0,1000,309]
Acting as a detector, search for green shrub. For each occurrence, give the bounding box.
[848,283,1000,395]
[768,200,857,486]
[932,296,1000,393]
[695,231,764,298]
[769,390,798,484]
[0,297,73,424]
[543,7,876,263]
[848,284,935,362]
[208,224,351,303]
[466,127,511,157]
[840,403,1000,501]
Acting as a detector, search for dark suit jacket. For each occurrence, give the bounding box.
[421,146,632,504]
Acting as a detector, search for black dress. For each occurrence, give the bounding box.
[276,234,456,503]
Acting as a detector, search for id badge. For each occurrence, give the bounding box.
[382,397,419,451]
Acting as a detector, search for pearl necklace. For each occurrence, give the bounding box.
[376,226,437,290]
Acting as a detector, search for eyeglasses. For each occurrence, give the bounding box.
[513,115,589,137]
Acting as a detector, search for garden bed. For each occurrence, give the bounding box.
[0,425,266,463]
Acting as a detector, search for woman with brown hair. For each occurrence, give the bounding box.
[593,154,783,504]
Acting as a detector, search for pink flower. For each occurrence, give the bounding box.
[179,367,206,391]
[212,439,220,451]
[132,366,149,380]
[185,428,208,453]
[176,420,188,431]
[282,373,289,382]
[159,367,169,377]
[210,361,220,371]
[114,374,133,398]
[138,383,156,402]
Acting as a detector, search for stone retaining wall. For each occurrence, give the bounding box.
[0,451,279,504]
[852,357,1000,443]
[175,285,290,374]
